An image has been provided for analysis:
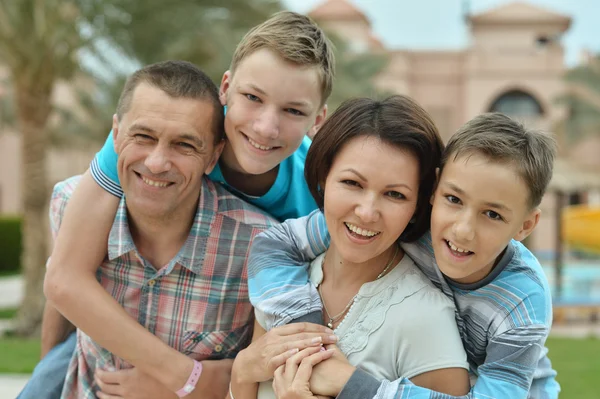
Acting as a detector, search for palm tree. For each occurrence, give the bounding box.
[0,0,280,337]
[559,53,600,145]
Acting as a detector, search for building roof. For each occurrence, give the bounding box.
[549,158,600,192]
[469,1,571,30]
[309,0,370,25]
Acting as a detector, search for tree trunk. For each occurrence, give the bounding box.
[12,77,53,337]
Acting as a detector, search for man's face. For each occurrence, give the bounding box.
[113,83,224,220]
[219,48,327,176]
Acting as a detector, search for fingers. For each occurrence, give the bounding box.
[95,368,122,384]
[284,346,323,382]
[295,349,335,381]
[273,348,336,398]
[95,373,122,397]
[266,335,337,374]
[96,392,123,399]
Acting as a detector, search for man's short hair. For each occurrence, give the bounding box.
[442,112,557,208]
[230,11,335,106]
[116,60,225,144]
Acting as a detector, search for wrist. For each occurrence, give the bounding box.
[175,359,203,397]
[231,350,253,384]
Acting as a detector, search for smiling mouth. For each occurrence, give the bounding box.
[445,239,474,256]
[244,134,279,151]
[345,222,380,238]
[136,172,173,188]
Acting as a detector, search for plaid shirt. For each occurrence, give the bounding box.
[51,176,277,399]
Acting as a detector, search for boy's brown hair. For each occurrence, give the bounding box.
[230,11,335,105]
[441,112,557,209]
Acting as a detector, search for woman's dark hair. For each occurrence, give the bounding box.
[305,95,444,242]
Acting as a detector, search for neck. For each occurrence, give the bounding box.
[322,244,401,289]
[127,202,197,269]
[219,148,279,196]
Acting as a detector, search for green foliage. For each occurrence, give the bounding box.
[0,217,21,273]
[326,33,391,112]
[0,307,17,319]
[558,53,600,144]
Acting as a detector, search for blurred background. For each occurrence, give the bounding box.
[0,0,598,397]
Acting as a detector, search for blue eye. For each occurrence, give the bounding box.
[245,94,260,102]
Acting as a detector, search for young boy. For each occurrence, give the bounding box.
[23,11,334,399]
[246,112,560,399]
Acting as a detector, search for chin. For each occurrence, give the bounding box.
[239,158,277,175]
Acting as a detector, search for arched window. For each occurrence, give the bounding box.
[488,90,544,117]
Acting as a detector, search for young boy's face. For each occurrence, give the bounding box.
[218,48,327,176]
[430,153,540,284]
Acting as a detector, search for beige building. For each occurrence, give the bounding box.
[311,0,600,256]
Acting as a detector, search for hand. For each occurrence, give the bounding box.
[309,345,355,397]
[95,367,176,399]
[272,346,335,399]
[233,323,337,384]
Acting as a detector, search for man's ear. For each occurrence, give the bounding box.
[308,104,328,139]
[219,71,232,106]
[513,208,541,242]
[205,140,226,176]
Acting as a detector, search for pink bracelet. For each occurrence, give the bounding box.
[175,360,203,397]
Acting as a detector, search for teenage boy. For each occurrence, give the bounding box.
[246,113,560,399]
[23,11,334,399]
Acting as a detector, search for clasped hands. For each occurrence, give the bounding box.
[233,323,356,399]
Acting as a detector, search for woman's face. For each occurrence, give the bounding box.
[323,135,420,266]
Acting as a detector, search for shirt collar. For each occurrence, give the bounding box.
[108,177,218,275]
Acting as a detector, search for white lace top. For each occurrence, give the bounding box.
[256,253,468,398]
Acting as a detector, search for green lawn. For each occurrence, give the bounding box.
[0,307,17,319]
[0,336,597,397]
[549,336,600,398]
[0,337,40,373]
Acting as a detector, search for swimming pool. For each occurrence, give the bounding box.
[541,261,600,303]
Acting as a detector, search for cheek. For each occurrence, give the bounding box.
[280,121,309,145]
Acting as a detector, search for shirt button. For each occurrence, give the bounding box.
[214,344,223,353]
[148,280,156,287]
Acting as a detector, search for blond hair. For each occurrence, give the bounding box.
[442,113,556,208]
[230,11,335,105]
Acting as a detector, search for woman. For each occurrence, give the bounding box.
[230,96,470,399]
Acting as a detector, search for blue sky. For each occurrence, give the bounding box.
[283,0,600,66]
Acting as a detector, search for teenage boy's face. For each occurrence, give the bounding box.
[430,153,540,284]
[219,48,327,176]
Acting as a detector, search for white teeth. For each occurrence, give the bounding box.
[345,223,379,237]
[142,176,169,188]
[447,240,470,253]
[248,137,274,151]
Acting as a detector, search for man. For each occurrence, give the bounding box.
[41,60,281,398]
